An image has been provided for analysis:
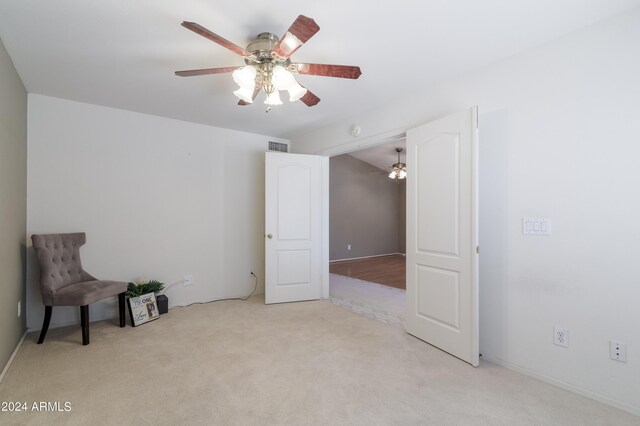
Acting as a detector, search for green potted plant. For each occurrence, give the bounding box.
[126,279,165,297]
[126,279,168,316]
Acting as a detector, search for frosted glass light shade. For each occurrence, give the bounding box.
[288,82,307,102]
[264,90,282,105]
[232,66,256,88]
[272,65,296,90]
[233,86,254,103]
[389,165,407,180]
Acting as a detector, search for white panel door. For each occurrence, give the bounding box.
[265,151,322,304]
[406,107,479,366]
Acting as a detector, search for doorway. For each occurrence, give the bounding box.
[265,107,478,365]
[326,138,408,326]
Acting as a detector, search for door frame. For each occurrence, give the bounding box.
[314,112,478,359]
[316,130,408,300]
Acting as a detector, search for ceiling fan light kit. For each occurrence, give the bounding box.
[232,66,256,88]
[175,16,362,109]
[233,86,255,103]
[265,90,283,106]
[389,148,407,182]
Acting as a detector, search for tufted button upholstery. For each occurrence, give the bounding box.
[31,232,128,345]
[31,233,126,306]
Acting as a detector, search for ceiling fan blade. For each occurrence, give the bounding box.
[292,63,362,79]
[272,15,320,59]
[181,21,251,57]
[238,84,262,106]
[175,66,240,77]
[300,87,320,107]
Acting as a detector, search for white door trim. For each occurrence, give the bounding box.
[315,131,406,157]
[321,156,330,298]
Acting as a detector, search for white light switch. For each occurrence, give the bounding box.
[523,217,551,235]
[541,220,549,233]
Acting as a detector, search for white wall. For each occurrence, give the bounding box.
[27,94,278,330]
[290,9,640,414]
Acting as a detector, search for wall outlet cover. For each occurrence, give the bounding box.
[610,341,627,362]
[553,327,569,348]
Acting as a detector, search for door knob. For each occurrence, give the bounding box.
[266,233,273,239]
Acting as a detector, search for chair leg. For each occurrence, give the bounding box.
[80,305,90,346]
[37,306,53,344]
[118,292,126,327]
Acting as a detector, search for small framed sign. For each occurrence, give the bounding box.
[128,293,160,327]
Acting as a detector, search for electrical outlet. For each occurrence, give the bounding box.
[553,327,569,348]
[184,274,193,286]
[610,341,627,362]
[347,244,351,251]
[18,301,21,317]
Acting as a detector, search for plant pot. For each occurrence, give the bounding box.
[156,294,168,315]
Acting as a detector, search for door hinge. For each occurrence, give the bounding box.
[476,245,480,254]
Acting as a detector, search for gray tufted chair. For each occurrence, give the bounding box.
[31,233,128,345]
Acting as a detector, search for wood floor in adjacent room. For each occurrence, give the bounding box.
[330,254,406,289]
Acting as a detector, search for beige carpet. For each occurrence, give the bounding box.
[329,273,405,328]
[0,297,637,425]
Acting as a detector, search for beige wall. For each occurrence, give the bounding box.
[330,154,401,260]
[0,37,27,371]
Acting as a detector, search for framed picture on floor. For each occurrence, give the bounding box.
[128,293,160,327]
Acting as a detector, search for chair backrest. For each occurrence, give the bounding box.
[31,233,95,298]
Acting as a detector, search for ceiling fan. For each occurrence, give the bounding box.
[175,15,362,108]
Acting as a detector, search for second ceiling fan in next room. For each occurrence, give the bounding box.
[175,15,362,108]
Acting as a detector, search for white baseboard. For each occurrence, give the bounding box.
[482,355,640,417]
[0,330,27,384]
[330,252,405,263]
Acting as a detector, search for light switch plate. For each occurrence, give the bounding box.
[523,217,551,235]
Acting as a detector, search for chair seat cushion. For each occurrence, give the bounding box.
[52,280,128,306]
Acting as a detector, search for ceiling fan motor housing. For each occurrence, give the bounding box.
[244,32,294,92]
[246,33,289,64]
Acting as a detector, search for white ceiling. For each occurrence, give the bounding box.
[1,0,639,139]
[349,140,406,172]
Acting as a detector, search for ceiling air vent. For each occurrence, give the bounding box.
[268,141,289,152]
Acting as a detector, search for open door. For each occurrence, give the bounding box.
[265,151,323,304]
[406,107,479,366]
